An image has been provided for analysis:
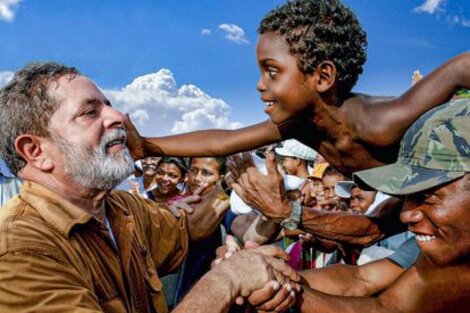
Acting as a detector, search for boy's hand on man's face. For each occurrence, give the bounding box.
[227,152,292,223]
[124,113,146,161]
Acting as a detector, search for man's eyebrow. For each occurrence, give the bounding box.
[81,98,113,107]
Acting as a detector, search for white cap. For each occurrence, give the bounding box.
[275,139,317,161]
[335,181,356,199]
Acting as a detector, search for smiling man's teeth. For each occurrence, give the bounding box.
[106,139,123,148]
[415,234,436,242]
[265,101,276,107]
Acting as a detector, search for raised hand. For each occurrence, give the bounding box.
[124,113,146,161]
[167,183,208,217]
[227,152,292,223]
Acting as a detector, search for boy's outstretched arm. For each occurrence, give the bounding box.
[359,52,470,146]
[125,118,282,160]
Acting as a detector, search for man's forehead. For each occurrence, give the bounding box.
[51,74,108,103]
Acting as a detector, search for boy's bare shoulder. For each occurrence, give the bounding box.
[344,93,396,108]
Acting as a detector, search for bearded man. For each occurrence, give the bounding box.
[0,63,298,313]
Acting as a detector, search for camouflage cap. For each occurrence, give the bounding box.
[353,98,470,195]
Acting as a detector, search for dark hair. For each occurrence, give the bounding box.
[189,157,227,175]
[0,62,80,174]
[157,157,188,176]
[323,165,344,178]
[258,0,367,100]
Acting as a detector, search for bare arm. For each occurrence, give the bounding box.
[298,262,470,313]
[301,197,406,246]
[128,119,282,159]
[361,52,470,146]
[300,258,404,297]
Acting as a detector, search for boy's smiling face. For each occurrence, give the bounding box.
[256,32,318,124]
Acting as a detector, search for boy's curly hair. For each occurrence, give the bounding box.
[259,0,367,100]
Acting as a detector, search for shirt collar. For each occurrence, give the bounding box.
[20,181,95,238]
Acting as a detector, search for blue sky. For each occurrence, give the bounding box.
[0,0,468,136]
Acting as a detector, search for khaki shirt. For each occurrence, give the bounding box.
[0,181,189,313]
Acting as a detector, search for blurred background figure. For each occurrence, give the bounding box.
[0,159,22,207]
[275,139,317,179]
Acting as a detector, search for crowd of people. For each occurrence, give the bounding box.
[0,0,469,312]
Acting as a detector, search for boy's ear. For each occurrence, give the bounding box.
[15,134,54,171]
[315,61,337,93]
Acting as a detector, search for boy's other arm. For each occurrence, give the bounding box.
[360,52,470,146]
[126,119,281,159]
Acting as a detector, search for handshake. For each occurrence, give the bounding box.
[210,235,302,313]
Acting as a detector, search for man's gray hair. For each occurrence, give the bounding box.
[0,62,80,175]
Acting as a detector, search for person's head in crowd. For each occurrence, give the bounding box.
[0,62,134,191]
[354,99,470,266]
[275,139,317,179]
[141,156,160,189]
[187,157,226,195]
[335,181,377,214]
[142,157,160,178]
[254,143,280,159]
[153,157,187,200]
[256,0,366,125]
[320,166,349,211]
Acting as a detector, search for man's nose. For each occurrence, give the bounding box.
[400,204,424,224]
[103,106,125,129]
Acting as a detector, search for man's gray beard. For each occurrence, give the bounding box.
[52,129,135,190]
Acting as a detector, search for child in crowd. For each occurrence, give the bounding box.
[127,0,470,178]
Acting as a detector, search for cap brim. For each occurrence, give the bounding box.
[353,163,465,196]
[335,181,355,198]
[274,147,296,158]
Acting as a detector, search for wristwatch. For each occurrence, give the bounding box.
[281,201,302,230]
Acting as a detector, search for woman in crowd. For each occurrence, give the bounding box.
[147,157,190,204]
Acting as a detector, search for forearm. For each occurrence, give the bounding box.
[297,288,396,313]
[301,197,405,246]
[300,264,367,297]
[174,267,238,313]
[301,208,386,246]
[142,120,281,157]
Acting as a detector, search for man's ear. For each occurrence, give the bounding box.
[315,61,337,93]
[15,134,54,171]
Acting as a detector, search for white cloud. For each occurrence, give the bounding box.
[201,28,211,36]
[104,69,243,136]
[0,71,14,87]
[0,0,21,22]
[446,13,470,27]
[218,23,249,44]
[413,1,470,28]
[130,109,150,125]
[413,0,446,14]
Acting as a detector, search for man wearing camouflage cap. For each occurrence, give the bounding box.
[293,98,470,312]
